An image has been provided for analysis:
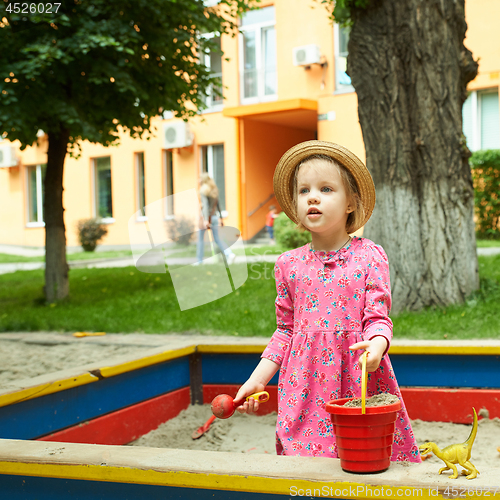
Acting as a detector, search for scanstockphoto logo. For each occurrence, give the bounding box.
[1,0,75,33]
[128,189,248,311]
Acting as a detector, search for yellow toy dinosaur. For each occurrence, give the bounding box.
[418,408,479,480]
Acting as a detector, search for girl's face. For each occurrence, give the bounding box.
[296,159,353,236]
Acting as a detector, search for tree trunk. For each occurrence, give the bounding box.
[348,0,480,313]
[44,126,70,302]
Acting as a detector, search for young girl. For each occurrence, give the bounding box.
[234,140,420,463]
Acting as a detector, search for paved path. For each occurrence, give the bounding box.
[0,255,277,275]
[0,244,498,275]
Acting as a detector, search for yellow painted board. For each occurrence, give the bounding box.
[98,346,196,378]
[1,343,498,410]
[0,373,99,409]
[388,345,500,356]
[196,344,266,354]
[1,461,496,499]
[0,346,196,408]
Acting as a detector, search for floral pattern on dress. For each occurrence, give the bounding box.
[262,237,421,463]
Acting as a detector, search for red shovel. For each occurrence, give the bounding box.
[191,391,269,439]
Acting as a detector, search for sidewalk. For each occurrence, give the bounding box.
[0,244,498,275]
[0,250,278,275]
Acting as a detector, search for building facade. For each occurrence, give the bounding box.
[0,0,499,248]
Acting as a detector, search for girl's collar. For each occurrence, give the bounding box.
[309,236,355,255]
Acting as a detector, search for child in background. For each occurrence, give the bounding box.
[234,141,420,462]
[265,205,278,242]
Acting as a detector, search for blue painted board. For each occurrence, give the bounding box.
[390,354,500,388]
[0,357,190,440]
[202,353,500,388]
[202,353,279,385]
[0,475,294,500]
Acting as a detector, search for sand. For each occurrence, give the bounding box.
[1,332,500,468]
[340,393,399,407]
[0,334,162,385]
[129,405,278,454]
[129,404,500,469]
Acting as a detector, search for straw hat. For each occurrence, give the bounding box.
[273,140,376,233]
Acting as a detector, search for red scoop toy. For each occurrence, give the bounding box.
[211,391,270,419]
[191,391,270,439]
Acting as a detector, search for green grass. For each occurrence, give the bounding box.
[476,239,500,248]
[0,256,498,339]
[154,243,286,258]
[392,254,500,339]
[0,250,133,264]
[1,240,496,264]
[0,262,277,336]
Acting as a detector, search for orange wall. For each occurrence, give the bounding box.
[1,0,498,248]
[465,0,500,91]
[276,0,335,99]
[241,119,314,238]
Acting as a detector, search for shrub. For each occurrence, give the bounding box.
[76,218,108,252]
[274,212,311,249]
[470,149,500,240]
[165,215,195,246]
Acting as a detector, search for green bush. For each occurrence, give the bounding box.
[274,212,311,249]
[470,149,500,240]
[76,218,108,252]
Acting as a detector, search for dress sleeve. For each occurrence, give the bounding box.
[362,244,393,356]
[261,254,294,366]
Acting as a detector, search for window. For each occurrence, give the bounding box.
[93,157,113,220]
[334,23,354,93]
[463,89,500,151]
[200,144,226,213]
[135,152,146,218]
[203,35,223,111]
[164,150,174,217]
[26,164,46,226]
[240,6,277,104]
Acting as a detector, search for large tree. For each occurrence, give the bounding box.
[326,0,479,313]
[0,0,250,302]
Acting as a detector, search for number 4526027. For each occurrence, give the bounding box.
[6,3,61,14]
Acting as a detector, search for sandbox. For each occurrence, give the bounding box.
[1,333,500,499]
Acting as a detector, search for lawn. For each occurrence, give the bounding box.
[0,250,134,264]
[0,255,498,339]
[0,262,277,336]
[477,239,500,248]
[0,244,285,264]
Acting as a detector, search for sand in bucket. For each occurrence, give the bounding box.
[325,353,401,474]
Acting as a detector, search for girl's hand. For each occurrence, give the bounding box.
[233,380,266,415]
[349,336,388,372]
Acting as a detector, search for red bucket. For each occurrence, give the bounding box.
[325,397,401,474]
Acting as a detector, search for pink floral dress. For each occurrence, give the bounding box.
[262,237,421,462]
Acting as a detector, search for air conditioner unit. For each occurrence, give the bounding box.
[0,145,19,168]
[163,121,193,149]
[293,44,322,67]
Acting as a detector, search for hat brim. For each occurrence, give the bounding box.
[273,140,375,234]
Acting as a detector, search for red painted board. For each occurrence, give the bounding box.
[37,387,191,445]
[401,388,500,424]
[204,386,500,423]
[203,384,278,415]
